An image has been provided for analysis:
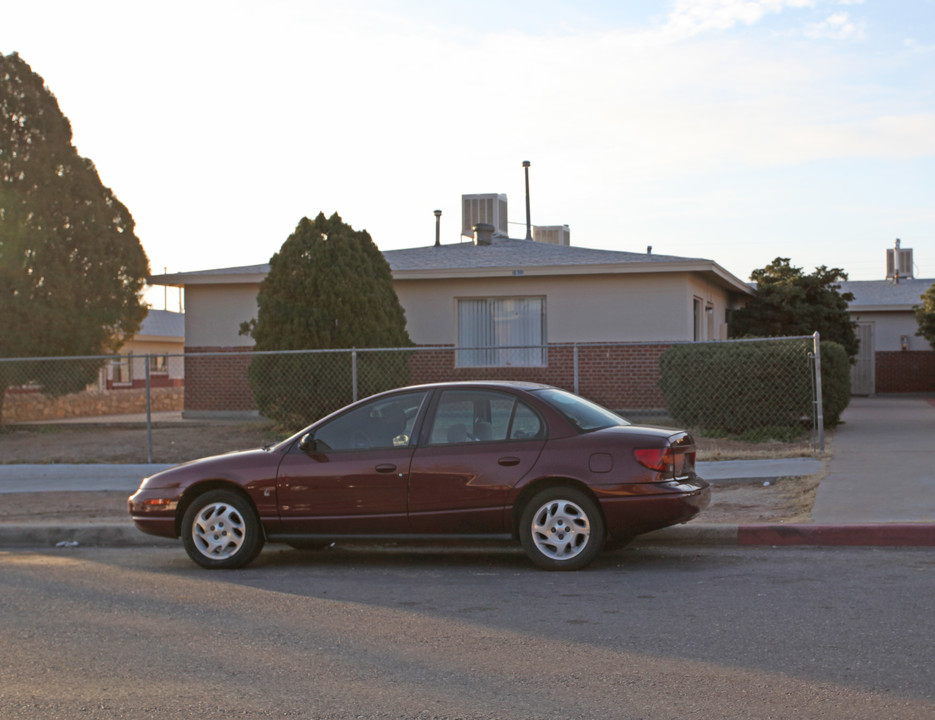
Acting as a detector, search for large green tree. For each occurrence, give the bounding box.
[729,257,859,359]
[240,212,412,426]
[0,53,150,421]
[915,282,935,350]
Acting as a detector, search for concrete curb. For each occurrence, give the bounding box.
[735,523,935,546]
[636,522,935,547]
[2,521,935,550]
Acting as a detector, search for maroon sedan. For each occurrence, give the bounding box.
[129,382,709,570]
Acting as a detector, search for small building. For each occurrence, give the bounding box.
[840,241,935,395]
[108,308,185,389]
[149,193,753,416]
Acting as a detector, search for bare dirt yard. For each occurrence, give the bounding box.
[0,421,825,525]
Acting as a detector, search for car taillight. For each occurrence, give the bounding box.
[634,446,696,477]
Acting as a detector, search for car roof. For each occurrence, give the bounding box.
[392,380,554,393]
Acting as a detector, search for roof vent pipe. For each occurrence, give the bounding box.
[434,209,441,247]
[474,223,495,246]
[523,160,532,241]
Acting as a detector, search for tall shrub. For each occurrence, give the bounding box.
[240,212,411,427]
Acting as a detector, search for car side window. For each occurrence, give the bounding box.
[427,390,543,445]
[310,391,426,452]
[510,402,544,440]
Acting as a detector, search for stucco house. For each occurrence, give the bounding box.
[109,308,185,389]
[839,242,934,394]
[148,210,751,416]
[151,226,752,357]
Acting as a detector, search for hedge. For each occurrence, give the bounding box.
[658,338,849,436]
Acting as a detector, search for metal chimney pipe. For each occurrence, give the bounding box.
[523,160,532,241]
[434,209,442,247]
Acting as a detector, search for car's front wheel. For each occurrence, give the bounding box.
[181,490,264,569]
[519,487,605,570]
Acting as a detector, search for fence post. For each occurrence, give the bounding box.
[573,343,579,395]
[144,354,153,464]
[813,332,824,452]
[351,348,358,402]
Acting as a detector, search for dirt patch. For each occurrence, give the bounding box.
[701,472,824,524]
[0,491,131,524]
[0,421,285,464]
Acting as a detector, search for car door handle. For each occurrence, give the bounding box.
[498,457,521,467]
[375,464,397,473]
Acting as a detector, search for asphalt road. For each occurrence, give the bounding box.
[1,543,934,719]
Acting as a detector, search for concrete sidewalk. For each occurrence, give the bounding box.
[1,395,934,548]
[647,395,935,547]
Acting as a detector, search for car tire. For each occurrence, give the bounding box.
[519,487,605,571]
[181,490,265,569]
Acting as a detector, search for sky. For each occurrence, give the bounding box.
[3,0,934,310]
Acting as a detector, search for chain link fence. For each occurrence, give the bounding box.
[1,335,824,463]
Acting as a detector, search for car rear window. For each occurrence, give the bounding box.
[534,388,629,432]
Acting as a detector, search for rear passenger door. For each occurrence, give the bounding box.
[407,389,547,533]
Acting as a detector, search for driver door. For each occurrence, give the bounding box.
[276,390,427,535]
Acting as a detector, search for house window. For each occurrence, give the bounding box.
[456,297,546,367]
[112,355,132,385]
[706,302,715,340]
[149,354,169,375]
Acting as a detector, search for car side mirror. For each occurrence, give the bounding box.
[299,433,315,453]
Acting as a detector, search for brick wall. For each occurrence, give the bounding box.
[183,347,257,413]
[408,343,669,410]
[876,351,935,393]
[181,343,673,416]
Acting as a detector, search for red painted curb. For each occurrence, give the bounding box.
[738,524,935,547]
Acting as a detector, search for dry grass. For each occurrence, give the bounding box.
[696,436,819,461]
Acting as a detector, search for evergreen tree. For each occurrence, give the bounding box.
[241,212,412,426]
[915,282,935,350]
[0,53,150,421]
[729,257,858,359]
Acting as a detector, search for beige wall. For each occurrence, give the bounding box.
[851,310,924,352]
[185,284,260,348]
[180,272,737,349]
[685,274,732,341]
[395,272,734,345]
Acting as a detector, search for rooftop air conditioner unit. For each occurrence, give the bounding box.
[886,247,913,279]
[462,194,508,238]
[532,225,570,246]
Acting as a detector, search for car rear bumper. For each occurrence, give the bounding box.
[597,478,711,539]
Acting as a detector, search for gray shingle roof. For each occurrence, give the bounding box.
[148,236,751,295]
[840,278,935,309]
[383,236,704,271]
[139,309,184,338]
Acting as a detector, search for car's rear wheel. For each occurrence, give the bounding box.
[181,490,264,569]
[519,487,605,570]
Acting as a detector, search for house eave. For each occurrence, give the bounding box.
[393,260,753,295]
[148,268,269,287]
[849,304,919,313]
[146,255,753,297]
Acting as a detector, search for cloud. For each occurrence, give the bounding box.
[660,0,816,40]
[804,12,866,40]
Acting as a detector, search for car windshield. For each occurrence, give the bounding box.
[534,388,629,432]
